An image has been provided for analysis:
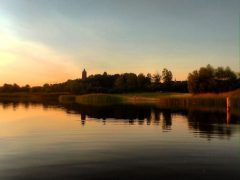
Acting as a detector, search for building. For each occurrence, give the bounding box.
[82,69,87,80]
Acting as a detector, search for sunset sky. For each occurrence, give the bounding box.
[0,0,240,86]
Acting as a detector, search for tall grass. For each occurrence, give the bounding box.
[75,94,124,105]
[59,95,76,103]
[230,96,240,110]
[0,92,62,102]
[59,93,230,109]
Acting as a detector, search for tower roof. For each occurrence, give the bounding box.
[82,69,87,79]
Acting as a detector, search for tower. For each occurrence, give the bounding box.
[82,69,87,80]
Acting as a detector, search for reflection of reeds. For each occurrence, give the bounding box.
[157,96,226,109]
[230,96,240,109]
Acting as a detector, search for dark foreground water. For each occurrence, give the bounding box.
[0,102,240,180]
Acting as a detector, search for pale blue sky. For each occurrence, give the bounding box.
[0,0,239,85]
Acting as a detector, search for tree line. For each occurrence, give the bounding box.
[188,65,239,93]
[0,68,188,94]
[1,65,239,94]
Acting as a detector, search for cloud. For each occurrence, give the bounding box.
[0,30,81,86]
[0,0,239,84]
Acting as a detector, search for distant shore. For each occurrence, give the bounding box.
[58,91,240,111]
[1,91,240,111]
[0,92,68,102]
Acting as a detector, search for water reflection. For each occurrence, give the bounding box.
[0,101,240,140]
[187,110,237,140]
[62,103,240,139]
[64,104,177,129]
[1,101,240,180]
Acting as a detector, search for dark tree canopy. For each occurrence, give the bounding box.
[0,69,189,94]
[152,73,161,84]
[2,65,239,95]
[162,68,173,85]
[188,65,238,93]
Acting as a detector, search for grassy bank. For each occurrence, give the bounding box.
[58,93,177,105]
[60,94,125,105]
[59,91,240,110]
[1,91,240,111]
[0,92,68,102]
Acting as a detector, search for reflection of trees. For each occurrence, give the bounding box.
[1,102,13,109]
[162,110,172,130]
[187,110,240,140]
[1,100,240,140]
[0,100,58,110]
[63,104,175,128]
[152,108,160,125]
[151,108,173,129]
[80,114,86,126]
[64,104,153,123]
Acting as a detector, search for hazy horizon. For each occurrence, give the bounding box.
[0,0,240,86]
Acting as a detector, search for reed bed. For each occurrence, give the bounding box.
[75,94,124,105]
[59,95,76,103]
[0,93,63,102]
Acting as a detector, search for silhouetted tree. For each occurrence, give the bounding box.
[188,65,237,93]
[137,73,146,89]
[188,70,200,93]
[152,73,161,84]
[162,68,173,85]
[22,85,31,92]
[0,70,190,94]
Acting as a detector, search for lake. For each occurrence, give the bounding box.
[0,102,240,180]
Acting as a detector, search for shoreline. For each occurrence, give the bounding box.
[1,92,240,117]
[0,92,238,110]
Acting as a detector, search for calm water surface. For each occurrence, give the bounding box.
[0,102,240,180]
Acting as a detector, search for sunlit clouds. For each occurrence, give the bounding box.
[0,30,80,85]
[0,0,239,85]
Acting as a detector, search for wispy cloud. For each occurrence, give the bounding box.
[0,30,81,85]
[0,0,239,85]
